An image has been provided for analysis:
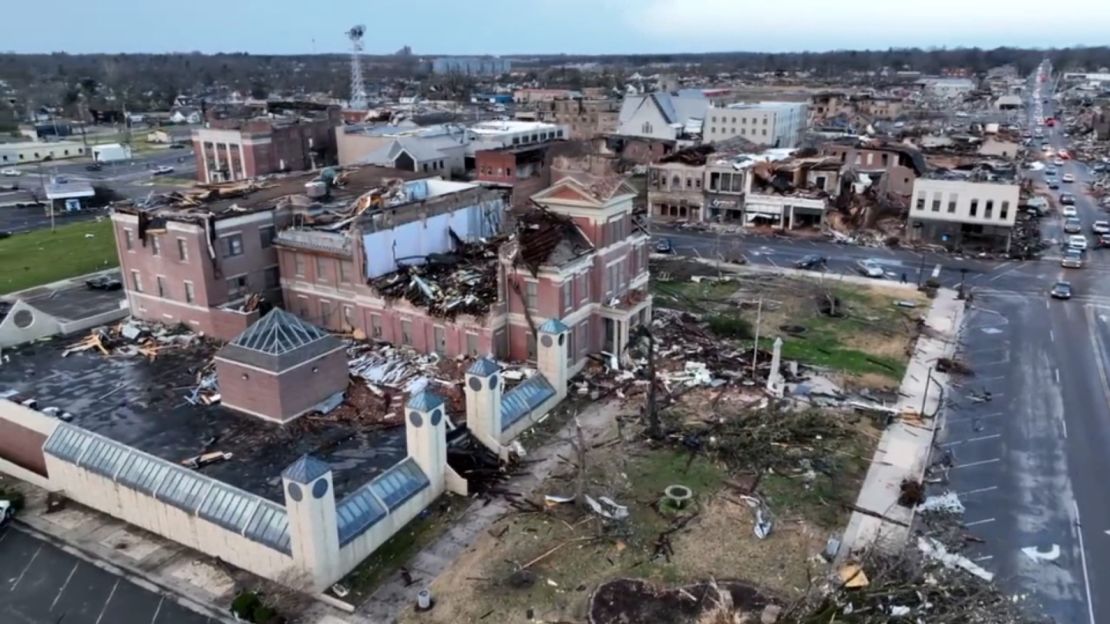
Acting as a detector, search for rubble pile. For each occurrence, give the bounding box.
[63,320,201,360]
[347,342,444,394]
[371,240,500,319]
[781,549,1050,623]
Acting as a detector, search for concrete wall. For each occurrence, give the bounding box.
[43,452,295,580]
[0,401,58,490]
[910,178,1020,228]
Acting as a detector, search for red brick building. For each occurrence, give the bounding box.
[192,107,341,183]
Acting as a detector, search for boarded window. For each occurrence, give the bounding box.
[184,281,195,303]
[176,238,188,262]
[466,333,479,357]
[371,314,383,338]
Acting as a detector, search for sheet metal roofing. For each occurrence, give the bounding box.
[335,457,429,546]
[43,424,291,555]
[218,308,342,372]
[501,374,556,432]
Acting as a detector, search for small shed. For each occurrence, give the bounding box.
[44,179,95,213]
[215,308,347,423]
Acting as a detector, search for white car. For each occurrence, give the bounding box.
[1062,173,1075,183]
[0,168,19,177]
[1093,221,1110,234]
[1054,159,1065,167]
[856,259,885,278]
[1068,235,1088,251]
[153,165,175,175]
[1063,205,1078,218]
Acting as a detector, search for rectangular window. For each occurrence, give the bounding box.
[343,305,354,329]
[184,281,195,303]
[1000,201,1010,221]
[294,254,306,277]
[984,200,994,219]
[371,314,383,338]
[151,236,161,256]
[527,335,536,360]
[130,270,142,292]
[227,275,248,299]
[525,281,537,310]
[563,282,572,312]
[156,276,167,298]
[931,195,941,212]
[579,273,589,303]
[434,326,446,355]
[948,194,957,213]
[176,238,188,262]
[297,295,310,318]
[124,229,134,250]
[466,333,479,357]
[259,226,275,249]
[264,266,280,289]
[315,256,329,282]
[969,199,979,217]
[339,260,353,284]
[401,320,413,346]
[577,321,589,357]
[320,300,332,326]
[223,234,243,257]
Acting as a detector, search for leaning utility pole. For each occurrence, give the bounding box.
[750,297,764,378]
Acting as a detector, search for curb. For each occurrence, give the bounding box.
[12,518,237,624]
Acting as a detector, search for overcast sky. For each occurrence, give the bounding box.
[5,0,1109,55]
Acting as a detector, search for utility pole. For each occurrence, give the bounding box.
[750,297,764,378]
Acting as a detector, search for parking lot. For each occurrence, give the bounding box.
[0,526,217,624]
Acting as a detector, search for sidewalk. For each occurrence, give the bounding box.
[840,288,965,553]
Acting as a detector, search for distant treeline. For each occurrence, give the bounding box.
[1,46,1107,115]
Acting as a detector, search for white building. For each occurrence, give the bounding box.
[466,120,566,153]
[908,177,1020,250]
[0,141,87,165]
[920,78,977,98]
[92,143,132,163]
[616,92,708,142]
[704,102,808,148]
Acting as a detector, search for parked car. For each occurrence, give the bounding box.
[1062,173,1076,183]
[0,499,13,529]
[1068,235,1088,251]
[795,254,827,270]
[1093,221,1110,234]
[1051,281,1073,299]
[653,238,674,254]
[1061,196,1077,208]
[1061,250,1084,268]
[1048,181,1060,190]
[153,165,175,175]
[856,259,885,278]
[1053,158,1065,167]
[1044,167,1056,176]
[85,275,123,291]
[1064,218,1082,233]
[1098,234,1110,249]
[0,168,19,177]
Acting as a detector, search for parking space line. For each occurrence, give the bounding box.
[945,411,1004,423]
[965,517,997,527]
[954,458,1002,469]
[974,554,995,562]
[10,544,42,591]
[51,561,80,611]
[94,579,121,624]
[942,433,1002,447]
[150,596,165,624]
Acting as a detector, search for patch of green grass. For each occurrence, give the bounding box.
[776,333,906,380]
[340,498,466,603]
[627,449,725,505]
[0,219,118,294]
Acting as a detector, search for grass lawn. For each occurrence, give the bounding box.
[651,262,925,388]
[0,219,119,294]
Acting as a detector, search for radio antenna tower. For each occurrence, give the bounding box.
[346,25,368,110]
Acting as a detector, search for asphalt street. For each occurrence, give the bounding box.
[0,525,216,624]
[653,66,1110,623]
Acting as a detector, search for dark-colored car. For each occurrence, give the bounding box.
[86,275,123,291]
[169,142,188,149]
[795,254,828,270]
[1048,181,1060,190]
[1050,281,1073,299]
[654,238,674,254]
[1060,193,1076,205]
[85,162,102,172]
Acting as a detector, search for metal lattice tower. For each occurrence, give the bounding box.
[346,24,368,110]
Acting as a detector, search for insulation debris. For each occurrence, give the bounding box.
[371,240,501,319]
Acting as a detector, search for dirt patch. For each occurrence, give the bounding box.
[588,578,778,624]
